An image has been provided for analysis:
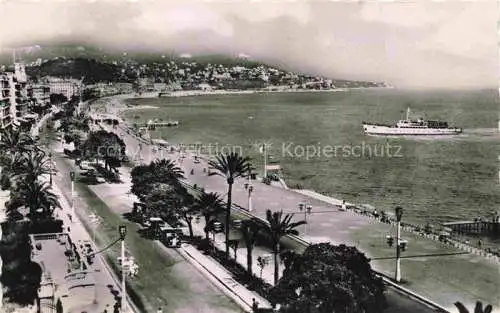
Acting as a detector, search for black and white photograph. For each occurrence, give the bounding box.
[0,1,498,313]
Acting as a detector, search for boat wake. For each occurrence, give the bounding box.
[369,128,500,142]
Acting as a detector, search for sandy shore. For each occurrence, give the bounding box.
[161,87,391,98]
[122,105,159,110]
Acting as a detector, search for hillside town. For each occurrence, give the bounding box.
[7,49,387,96]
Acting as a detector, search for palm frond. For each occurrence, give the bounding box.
[208,152,252,181]
[454,302,470,313]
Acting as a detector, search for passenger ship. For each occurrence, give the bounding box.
[363,108,462,136]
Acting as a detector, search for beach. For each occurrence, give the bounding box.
[90,99,500,310]
[113,89,500,229]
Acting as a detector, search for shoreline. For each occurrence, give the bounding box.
[123,86,392,99]
[94,95,498,243]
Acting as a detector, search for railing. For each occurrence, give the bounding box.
[177,180,451,313]
[122,115,451,312]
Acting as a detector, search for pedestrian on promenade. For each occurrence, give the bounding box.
[478,240,482,249]
[252,298,259,312]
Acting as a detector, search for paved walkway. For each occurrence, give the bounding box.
[51,150,249,312]
[41,175,134,313]
[99,116,500,311]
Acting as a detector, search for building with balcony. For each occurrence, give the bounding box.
[28,84,51,106]
[0,74,12,129]
[45,77,81,100]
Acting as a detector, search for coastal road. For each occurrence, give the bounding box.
[50,146,244,313]
[98,122,450,313]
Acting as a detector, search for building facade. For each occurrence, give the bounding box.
[27,84,51,106]
[0,74,12,128]
[45,76,81,100]
[0,63,35,130]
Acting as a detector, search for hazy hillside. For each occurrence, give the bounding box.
[3,43,385,86]
[25,58,129,83]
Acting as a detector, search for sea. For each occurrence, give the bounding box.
[120,88,500,229]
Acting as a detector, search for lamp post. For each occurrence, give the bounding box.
[395,207,403,283]
[298,202,312,236]
[244,183,254,212]
[48,152,53,186]
[119,225,127,312]
[69,171,75,222]
[90,216,101,244]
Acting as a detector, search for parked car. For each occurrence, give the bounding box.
[79,161,92,171]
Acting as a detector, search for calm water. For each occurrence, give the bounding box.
[121,89,500,226]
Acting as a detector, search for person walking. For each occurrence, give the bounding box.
[252,298,259,312]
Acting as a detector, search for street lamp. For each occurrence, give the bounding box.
[244,183,254,212]
[69,171,75,223]
[298,202,312,236]
[48,152,53,186]
[395,207,403,283]
[90,216,101,244]
[118,225,127,312]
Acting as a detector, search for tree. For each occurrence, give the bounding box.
[0,222,42,306]
[8,180,61,221]
[208,152,251,260]
[270,243,386,313]
[50,93,68,106]
[454,301,493,313]
[150,159,185,186]
[143,183,183,220]
[193,192,224,240]
[264,209,306,285]
[81,130,125,172]
[11,150,51,185]
[130,159,184,201]
[176,187,196,237]
[240,219,262,277]
[0,127,35,156]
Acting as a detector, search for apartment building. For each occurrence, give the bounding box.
[0,62,36,130]
[27,84,51,106]
[0,74,12,129]
[46,76,81,100]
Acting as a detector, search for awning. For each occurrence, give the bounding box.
[24,113,39,119]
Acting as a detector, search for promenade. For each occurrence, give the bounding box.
[30,113,137,313]
[99,107,500,312]
[41,174,129,313]
[50,145,247,312]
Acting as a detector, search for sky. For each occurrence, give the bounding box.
[0,0,498,89]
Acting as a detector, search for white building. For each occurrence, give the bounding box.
[46,76,81,100]
[0,74,13,129]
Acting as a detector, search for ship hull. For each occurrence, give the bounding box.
[363,124,462,136]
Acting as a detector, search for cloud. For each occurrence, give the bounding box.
[0,0,497,88]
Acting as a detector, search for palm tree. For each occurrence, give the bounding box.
[240,218,262,277]
[193,192,224,240]
[0,127,35,155]
[8,180,61,220]
[264,209,306,285]
[12,150,51,184]
[454,301,493,313]
[208,152,251,259]
[151,159,185,183]
[0,151,24,191]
